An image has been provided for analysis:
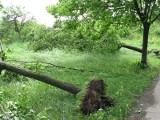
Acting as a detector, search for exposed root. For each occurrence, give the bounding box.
[80,79,115,115]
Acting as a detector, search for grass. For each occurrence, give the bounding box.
[0,26,160,119]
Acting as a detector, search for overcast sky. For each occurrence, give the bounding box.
[1,0,58,26]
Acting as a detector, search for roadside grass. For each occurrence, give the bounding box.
[0,37,160,120]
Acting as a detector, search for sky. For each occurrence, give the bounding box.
[1,0,58,26]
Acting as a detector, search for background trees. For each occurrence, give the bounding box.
[0,1,159,64]
[0,5,30,42]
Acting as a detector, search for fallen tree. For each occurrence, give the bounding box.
[148,49,160,57]
[120,44,142,53]
[0,61,81,94]
[0,61,114,115]
[120,44,160,57]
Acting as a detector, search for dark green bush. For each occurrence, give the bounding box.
[1,71,27,83]
[28,40,53,51]
[19,18,121,53]
[0,89,35,119]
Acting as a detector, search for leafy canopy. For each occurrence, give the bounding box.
[47,1,160,28]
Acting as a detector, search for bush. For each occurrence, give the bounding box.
[28,40,53,51]
[25,21,120,53]
[1,71,25,83]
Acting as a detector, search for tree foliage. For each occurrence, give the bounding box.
[47,0,160,35]
[46,0,122,52]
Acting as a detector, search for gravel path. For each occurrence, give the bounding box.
[126,76,160,120]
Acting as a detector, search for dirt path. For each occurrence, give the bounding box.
[126,76,160,120]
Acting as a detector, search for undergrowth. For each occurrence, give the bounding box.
[0,40,160,120]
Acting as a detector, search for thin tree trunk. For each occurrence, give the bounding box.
[0,61,81,94]
[141,23,150,65]
[0,40,3,61]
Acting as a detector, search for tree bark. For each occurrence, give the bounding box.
[120,44,142,53]
[0,61,81,94]
[141,23,150,65]
[0,40,3,61]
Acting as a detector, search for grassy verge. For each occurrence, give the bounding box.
[0,41,160,120]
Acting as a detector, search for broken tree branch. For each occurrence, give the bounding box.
[6,60,95,73]
[0,61,81,94]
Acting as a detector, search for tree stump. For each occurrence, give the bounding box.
[80,79,115,115]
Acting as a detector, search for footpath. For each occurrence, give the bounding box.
[127,76,160,120]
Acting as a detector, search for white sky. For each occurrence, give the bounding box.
[1,0,58,26]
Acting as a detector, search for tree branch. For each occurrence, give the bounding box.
[149,1,156,22]
[6,60,95,73]
[144,1,149,16]
[151,12,160,23]
[133,0,143,22]
[140,0,142,11]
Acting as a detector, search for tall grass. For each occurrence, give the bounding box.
[0,37,160,120]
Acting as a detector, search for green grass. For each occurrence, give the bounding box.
[0,32,160,120]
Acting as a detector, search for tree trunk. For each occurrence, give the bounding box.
[141,22,150,65]
[0,40,3,61]
[0,61,81,94]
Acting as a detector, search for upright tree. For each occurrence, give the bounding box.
[47,0,160,65]
[132,0,160,64]
[0,1,3,10]
[1,5,30,41]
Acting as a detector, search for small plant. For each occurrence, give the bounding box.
[28,40,52,52]
[1,71,19,83]
[0,86,35,119]
[36,107,51,120]
[1,71,27,83]
[0,100,35,120]
[87,108,106,120]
